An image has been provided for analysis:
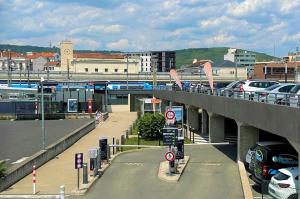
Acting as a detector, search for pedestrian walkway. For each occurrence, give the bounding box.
[0,112,137,195]
[193,133,209,144]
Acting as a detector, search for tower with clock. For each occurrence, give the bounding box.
[60,40,74,71]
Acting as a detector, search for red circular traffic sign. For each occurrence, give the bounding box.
[165,110,175,120]
[165,151,175,161]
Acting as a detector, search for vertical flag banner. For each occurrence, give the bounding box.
[203,61,214,92]
[170,69,182,89]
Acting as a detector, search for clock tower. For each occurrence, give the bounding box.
[60,40,73,71]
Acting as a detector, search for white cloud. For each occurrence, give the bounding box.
[88,24,123,33]
[229,0,271,17]
[279,0,300,13]
[106,39,129,50]
[205,33,235,45]
[72,38,101,50]
[266,21,287,32]
[281,32,300,43]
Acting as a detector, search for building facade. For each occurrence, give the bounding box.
[224,48,256,78]
[254,61,299,81]
[151,51,176,72]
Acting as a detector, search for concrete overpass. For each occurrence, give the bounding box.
[154,89,300,195]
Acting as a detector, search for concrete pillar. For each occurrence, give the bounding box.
[236,122,259,162]
[208,112,225,143]
[201,109,208,135]
[187,106,199,132]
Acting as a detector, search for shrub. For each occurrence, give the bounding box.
[137,113,165,140]
[0,160,6,177]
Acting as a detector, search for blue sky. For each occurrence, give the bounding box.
[0,0,299,56]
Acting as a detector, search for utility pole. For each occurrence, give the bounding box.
[40,77,46,150]
[126,54,129,90]
[295,46,299,83]
[67,58,70,80]
[7,50,11,86]
[47,57,50,81]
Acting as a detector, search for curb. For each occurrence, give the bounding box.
[158,156,190,183]
[237,161,253,199]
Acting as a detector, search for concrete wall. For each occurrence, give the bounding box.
[153,90,300,143]
[0,120,96,192]
[108,105,130,113]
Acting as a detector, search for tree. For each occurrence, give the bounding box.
[137,113,165,140]
[0,160,6,177]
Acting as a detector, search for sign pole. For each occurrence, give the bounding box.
[32,165,36,194]
[77,168,79,190]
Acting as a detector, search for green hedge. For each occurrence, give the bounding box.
[137,113,165,140]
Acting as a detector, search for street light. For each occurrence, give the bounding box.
[126,54,129,90]
[40,77,46,150]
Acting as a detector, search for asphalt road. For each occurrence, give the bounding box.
[78,144,243,199]
[0,119,92,165]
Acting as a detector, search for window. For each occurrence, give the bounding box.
[230,71,234,74]
[146,63,147,66]
[85,68,88,72]
[145,68,147,72]
[95,68,98,72]
[278,85,294,92]
[105,68,108,72]
[124,69,127,72]
[114,69,118,72]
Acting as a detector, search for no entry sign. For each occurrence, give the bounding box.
[165,151,175,161]
[165,110,175,120]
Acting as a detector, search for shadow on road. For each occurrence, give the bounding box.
[213,144,237,162]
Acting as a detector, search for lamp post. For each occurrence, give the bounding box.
[126,54,129,90]
[40,77,46,150]
[105,81,109,112]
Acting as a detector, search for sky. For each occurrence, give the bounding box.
[0,0,300,56]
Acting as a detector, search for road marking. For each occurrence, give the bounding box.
[11,157,29,164]
[201,163,221,166]
[0,195,70,198]
[125,163,143,166]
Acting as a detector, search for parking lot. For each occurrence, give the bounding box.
[0,119,92,166]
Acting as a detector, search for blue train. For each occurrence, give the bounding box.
[106,82,153,90]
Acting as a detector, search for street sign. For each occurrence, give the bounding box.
[88,148,98,159]
[75,153,83,169]
[163,127,178,145]
[165,110,175,120]
[176,137,184,159]
[165,151,175,161]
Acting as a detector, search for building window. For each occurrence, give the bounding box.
[95,68,98,72]
[230,71,234,74]
[124,69,127,72]
[146,63,147,66]
[85,68,88,72]
[115,69,118,72]
[105,68,108,72]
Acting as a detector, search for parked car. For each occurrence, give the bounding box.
[252,143,298,185]
[246,141,286,173]
[282,84,300,107]
[220,80,245,96]
[240,80,279,93]
[255,83,296,103]
[268,167,298,199]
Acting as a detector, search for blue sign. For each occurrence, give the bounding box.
[68,99,78,112]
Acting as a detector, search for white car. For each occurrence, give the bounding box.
[255,83,296,103]
[235,80,278,99]
[268,167,298,199]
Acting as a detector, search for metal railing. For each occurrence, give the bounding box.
[154,86,300,108]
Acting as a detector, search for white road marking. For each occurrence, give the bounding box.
[11,157,29,164]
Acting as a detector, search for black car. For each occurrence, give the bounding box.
[252,143,298,185]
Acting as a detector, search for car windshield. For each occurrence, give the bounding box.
[225,81,239,88]
[290,85,300,93]
[274,171,290,181]
[265,84,281,91]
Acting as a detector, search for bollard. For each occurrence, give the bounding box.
[121,135,125,152]
[193,131,195,143]
[112,137,115,155]
[126,130,129,139]
[59,185,65,199]
[83,163,88,184]
[116,139,119,152]
[137,133,140,149]
[107,145,111,160]
[32,165,36,195]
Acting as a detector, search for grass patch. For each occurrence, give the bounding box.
[120,136,192,151]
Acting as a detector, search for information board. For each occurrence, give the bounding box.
[166,106,183,127]
[163,127,178,145]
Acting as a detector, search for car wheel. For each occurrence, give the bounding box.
[287,194,298,199]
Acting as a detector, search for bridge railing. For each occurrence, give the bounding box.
[154,85,300,108]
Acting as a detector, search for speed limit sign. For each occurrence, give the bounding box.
[165,151,175,161]
[165,110,175,120]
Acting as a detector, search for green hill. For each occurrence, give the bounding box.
[175,47,279,68]
[0,44,120,54]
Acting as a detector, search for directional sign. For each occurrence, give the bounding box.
[163,127,178,145]
[165,110,175,120]
[75,153,83,169]
[165,151,175,161]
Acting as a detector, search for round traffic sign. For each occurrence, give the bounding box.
[165,110,175,120]
[165,151,175,161]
